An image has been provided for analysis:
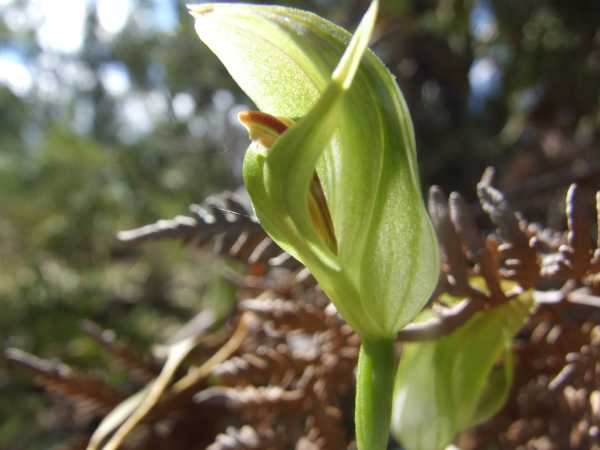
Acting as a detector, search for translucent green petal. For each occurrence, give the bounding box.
[191,3,329,116]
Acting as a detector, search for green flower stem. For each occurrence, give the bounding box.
[355,337,396,450]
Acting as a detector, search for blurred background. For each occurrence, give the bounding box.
[0,0,598,448]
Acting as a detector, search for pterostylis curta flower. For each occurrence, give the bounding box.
[190,2,439,449]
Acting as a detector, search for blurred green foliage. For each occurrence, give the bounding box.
[1,0,599,448]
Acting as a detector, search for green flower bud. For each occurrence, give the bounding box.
[391,295,533,450]
[190,1,439,340]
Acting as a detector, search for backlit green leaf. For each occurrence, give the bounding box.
[391,295,533,450]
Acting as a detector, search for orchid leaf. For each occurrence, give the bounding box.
[391,295,534,450]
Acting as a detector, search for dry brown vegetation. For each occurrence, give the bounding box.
[7,169,600,450]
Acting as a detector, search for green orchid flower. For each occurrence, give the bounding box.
[190,2,439,449]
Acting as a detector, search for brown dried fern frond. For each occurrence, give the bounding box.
[80,320,160,383]
[5,348,124,413]
[116,192,300,274]
[206,425,286,450]
[117,192,258,246]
